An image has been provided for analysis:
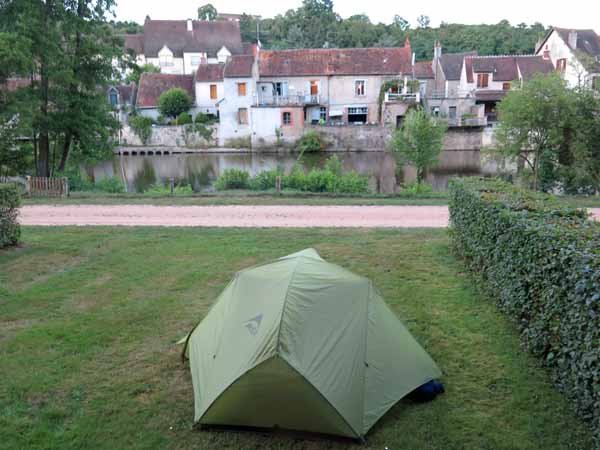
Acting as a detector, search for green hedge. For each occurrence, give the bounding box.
[0,184,21,248]
[449,178,599,443]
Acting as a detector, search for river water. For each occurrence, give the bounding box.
[91,150,484,193]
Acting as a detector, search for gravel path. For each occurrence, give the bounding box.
[18,205,600,228]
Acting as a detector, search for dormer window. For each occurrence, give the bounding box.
[158,46,174,67]
[190,55,201,67]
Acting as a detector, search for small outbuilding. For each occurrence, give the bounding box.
[182,248,441,440]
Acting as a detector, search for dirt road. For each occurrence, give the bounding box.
[18,205,600,228]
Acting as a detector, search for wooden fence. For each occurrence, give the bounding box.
[25,176,69,197]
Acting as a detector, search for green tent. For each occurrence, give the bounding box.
[183,249,441,440]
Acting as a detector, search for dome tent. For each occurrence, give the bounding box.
[182,248,441,440]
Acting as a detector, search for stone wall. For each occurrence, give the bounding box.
[306,125,393,152]
[120,124,218,148]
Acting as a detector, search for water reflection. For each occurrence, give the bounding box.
[92,151,484,194]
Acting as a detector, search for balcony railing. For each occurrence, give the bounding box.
[444,116,488,127]
[254,93,321,107]
[384,92,420,103]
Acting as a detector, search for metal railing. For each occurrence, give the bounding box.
[254,93,321,107]
[384,92,420,103]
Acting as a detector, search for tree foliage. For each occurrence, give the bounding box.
[157,88,193,119]
[494,73,600,193]
[0,0,122,176]
[197,4,217,21]
[125,63,160,85]
[239,2,547,59]
[391,108,447,184]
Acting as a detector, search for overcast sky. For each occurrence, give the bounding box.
[114,0,599,32]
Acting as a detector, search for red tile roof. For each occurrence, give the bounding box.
[224,54,254,78]
[124,34,144,55]
[136,73,194,108]
[196,63,224,82]
[1,78,31,92]
[258,47,413,77]
[466,55,554,82]
[414,61,434,79]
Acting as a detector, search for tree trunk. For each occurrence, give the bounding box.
[58,132,72,172]
[37,0,53,177]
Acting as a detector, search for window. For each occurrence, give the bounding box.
[502,82,511,91]
[210,84,218,100]
[159,54,173,67]
[282,111,292,125]
[237,82,247,96]
[556,58,567,73]
[190,55,201,67]
[347,107,368,124]
[310,80,319,95]
[238,108,248,125]
[449,106,457,119]
[355,80,366,96]
[320,107,327,121]
[476,73,489,88]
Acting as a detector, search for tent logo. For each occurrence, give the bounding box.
[244,314,263,336]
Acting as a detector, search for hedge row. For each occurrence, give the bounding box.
[449,178,600,443]
[0,184,20,248]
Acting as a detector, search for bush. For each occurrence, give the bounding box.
[214,169,250,190]
[130,115,153,145]
[401,182,434,197]
[336,172,369,194]
[449,178,600,443]
[176,112,193,125]
[0,184,20,248]
[158,88,192,119]
[144,182,193,195]
[249,169,283,191]
[224,136,251,149]
[295,130,326,153]
[56,167,94,192]
[95,176,125,194]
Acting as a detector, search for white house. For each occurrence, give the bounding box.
[124,18,248,75]
[535,27,600,89]
[218,55,257,145]
[195,64,225,116]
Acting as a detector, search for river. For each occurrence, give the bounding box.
[91,150,486,194]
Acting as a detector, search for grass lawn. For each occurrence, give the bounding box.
[0,228,594,450]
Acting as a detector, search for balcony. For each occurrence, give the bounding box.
[444,116,488,127]
[254,93,321,107]
[384,92,420,103]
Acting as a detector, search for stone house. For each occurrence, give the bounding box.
[459,55,555,122]
[535,27,600,89]
[217,42,432,146]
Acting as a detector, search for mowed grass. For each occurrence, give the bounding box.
[0,228,594,450]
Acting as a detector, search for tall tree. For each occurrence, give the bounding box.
[1,0,122,175]
[391,108,447,185]
[494,74,575,191]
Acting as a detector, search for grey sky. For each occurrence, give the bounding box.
[114,0,599,32]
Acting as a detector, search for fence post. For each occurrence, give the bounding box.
[275,176,282,194]
[170,177,175,194]
[25,176,31,196]
[63,177,69,197]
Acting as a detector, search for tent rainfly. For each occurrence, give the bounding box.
[182,248,441,440]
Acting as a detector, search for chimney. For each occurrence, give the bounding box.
[434,40,442,60]
[187,19,193,32]
[568,30,578,49]
[251,43,260,57]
